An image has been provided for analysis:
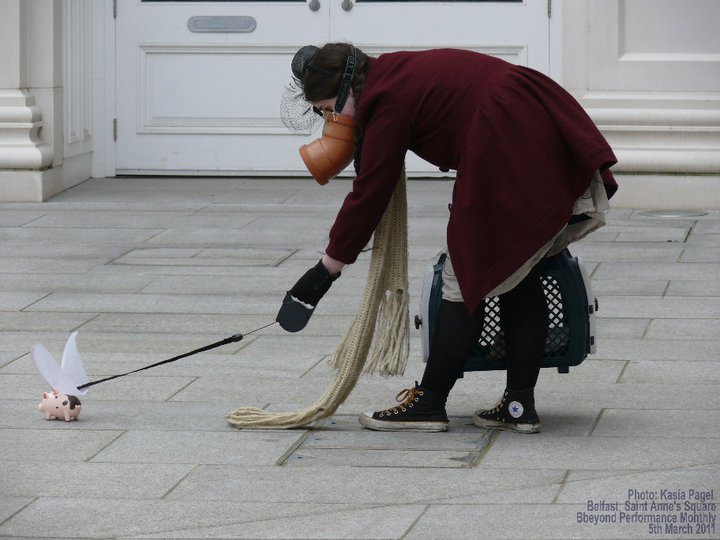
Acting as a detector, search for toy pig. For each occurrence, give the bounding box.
[38,390,81,421]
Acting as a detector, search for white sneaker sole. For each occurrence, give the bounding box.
[358,412,448,432]
[472,414,541,434]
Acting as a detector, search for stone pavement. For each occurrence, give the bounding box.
[0,176,718,539]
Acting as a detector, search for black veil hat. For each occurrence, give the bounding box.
[280,45,356,133]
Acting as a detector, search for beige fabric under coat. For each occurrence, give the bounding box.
[442,171,609,302]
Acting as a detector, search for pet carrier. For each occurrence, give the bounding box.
[415,249,597,374]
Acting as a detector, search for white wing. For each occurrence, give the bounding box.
[60,332,89,392]
[32,336,89,396]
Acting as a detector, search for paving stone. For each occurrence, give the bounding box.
[616,227,690,242]
[23,210,196,229]
[645,318,720,339]
[139,274,297,294]
[596,318,650,339]
[684,232,720,247]
[0,210,45,226]
[0,312,96,332]
[481,434,719,470]
[594,262,720,281]
[0,428,124,462]
[535,381,720,411]
[284,416,498,468]
[594,338,720,361]
[0,227,162,245]
[620,360,720,385]
[139,272,380,297]
[0,240,127,259]
[147,224,330,247]
[0,291,49,310]
[113,246,295,267]
[694,221,720,233]
[0,499,358,539]
[681,247,720,262]
[0,352,22,368]
[3,373,198,402]
[0,272,154,293]
[165,465,566,504]
[591,280,668,296]
[593,409,720,438]
[436,483,561,505]
[0,257,110,275]
[131,504,426,539]
[0,399,243,431]
[0,497,34,524]
[91,430,301,465]
[0,461,194,499]
[286,448,478,468]
[666,280,720,297]
[597,297,720,319]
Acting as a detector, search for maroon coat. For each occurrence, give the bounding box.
[324,49,617,314]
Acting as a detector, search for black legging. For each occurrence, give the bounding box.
[421,261,548,395]
[498,262,548,390]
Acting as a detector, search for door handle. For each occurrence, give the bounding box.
[308,0,320,12]
[342,0,353,11]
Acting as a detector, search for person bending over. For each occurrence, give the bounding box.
[280,43,617,434]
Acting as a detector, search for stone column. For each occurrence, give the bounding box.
[0,0,63,201]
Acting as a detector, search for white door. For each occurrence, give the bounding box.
[115,0,550,176]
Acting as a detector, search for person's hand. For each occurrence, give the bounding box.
[276,260,340,332]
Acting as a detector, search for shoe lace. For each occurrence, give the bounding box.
[378,385,423,416]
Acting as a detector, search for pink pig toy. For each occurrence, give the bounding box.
[32,332,89,421]
[38,390,82,421]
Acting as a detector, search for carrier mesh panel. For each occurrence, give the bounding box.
[479,274,570,360]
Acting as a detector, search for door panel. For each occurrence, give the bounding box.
[116,1,327,174]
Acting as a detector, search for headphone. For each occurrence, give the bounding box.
[295,45,357,115]
[333,46,356,113]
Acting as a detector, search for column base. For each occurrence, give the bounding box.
[0,152,91,202]
[0,168,62,202]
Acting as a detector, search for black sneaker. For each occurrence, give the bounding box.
[359,382,449,432]
[472,388,541,434]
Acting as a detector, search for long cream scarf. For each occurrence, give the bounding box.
[226,172,410,429]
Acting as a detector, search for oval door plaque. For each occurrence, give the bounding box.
[188,16,257,33]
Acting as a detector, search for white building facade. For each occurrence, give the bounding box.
[1,0,718,207]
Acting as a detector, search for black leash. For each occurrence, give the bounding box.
[76,321,278,391]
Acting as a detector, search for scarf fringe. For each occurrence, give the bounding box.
[363,290,409,376]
